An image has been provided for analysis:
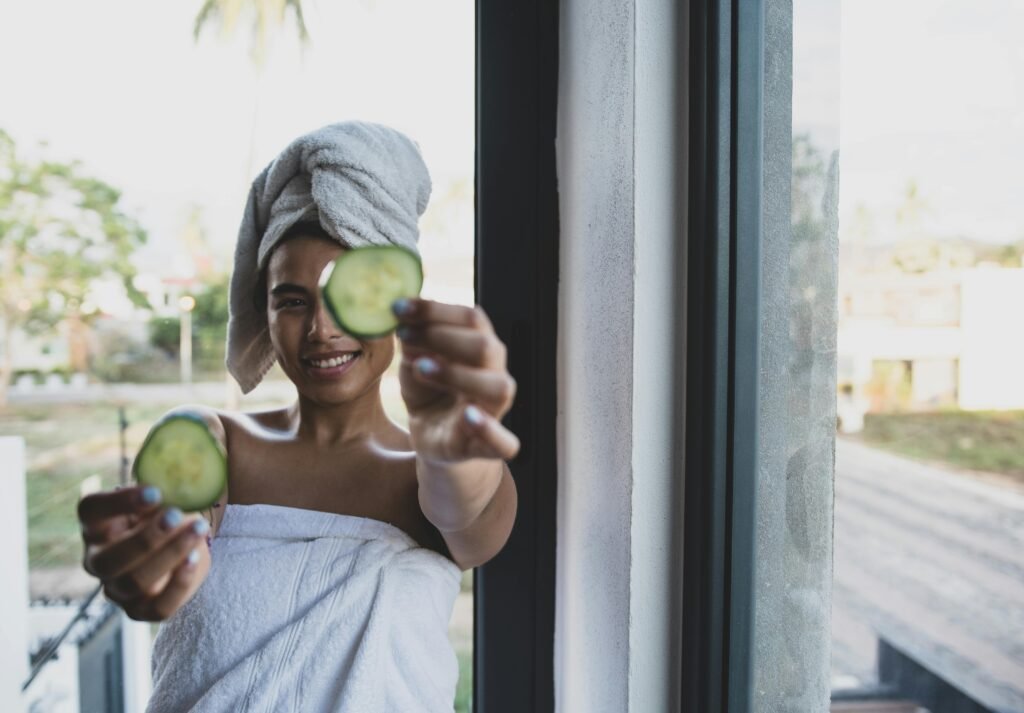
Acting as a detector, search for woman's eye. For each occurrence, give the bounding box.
[276,298,306,309]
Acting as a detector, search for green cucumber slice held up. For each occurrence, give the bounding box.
[319,245,423,339]
[133,413,227,512]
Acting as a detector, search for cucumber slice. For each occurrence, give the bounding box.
[320,245,423,339]
[133,414,227,512]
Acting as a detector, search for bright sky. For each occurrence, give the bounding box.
[836,0,1024,243]
[0,0,475,280]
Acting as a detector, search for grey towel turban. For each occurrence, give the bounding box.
[225,121,432,393]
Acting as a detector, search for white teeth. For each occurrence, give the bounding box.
[310,353,356,369]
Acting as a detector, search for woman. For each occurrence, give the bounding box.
[77,122,519,711]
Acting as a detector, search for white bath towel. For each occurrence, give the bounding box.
[145,503,462,713]
[226,121,432,394]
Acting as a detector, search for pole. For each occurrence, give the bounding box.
[119,405,129,486]
[179,296,194,385]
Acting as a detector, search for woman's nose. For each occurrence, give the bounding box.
[307,300,342,342]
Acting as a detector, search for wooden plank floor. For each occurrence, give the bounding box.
[832,440,1024,713]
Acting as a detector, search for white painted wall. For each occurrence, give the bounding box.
[555,0,684,709]
[121,612,154,713]
[1,437,29,712]
[960,268,1024,410]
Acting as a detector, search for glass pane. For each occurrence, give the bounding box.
[753,0,840,710]
[1,1,475,709]
[833,1,1024,711]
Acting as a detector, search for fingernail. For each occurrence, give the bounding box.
[161,508,183,531]
[396,325,412,341]
[392,298,412,316]
[416,357,439,376]
[465,405,484,426]
[140,486,162,505]
[192,518,210,536]
[186,548,200,566]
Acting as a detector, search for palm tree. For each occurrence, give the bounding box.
[193,0,311,405]
[193,0,310,68]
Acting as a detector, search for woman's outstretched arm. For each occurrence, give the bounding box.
[392,298,520,570]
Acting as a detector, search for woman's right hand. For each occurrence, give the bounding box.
[78,485,211,621]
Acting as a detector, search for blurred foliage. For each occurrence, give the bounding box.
[90,328,178,384]
[147,274,230,377]
[0,129,147,400]
[194,0,309,67]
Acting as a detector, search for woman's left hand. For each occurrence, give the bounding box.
[393,298,520,464]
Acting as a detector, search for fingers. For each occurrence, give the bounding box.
[393,298,495,335]
[79,485,163,546]
[88,507,206,582]
[107,520,208,604]
[461,405,521,461]
[123,552,205,622]
[406,355,516,417]
[398,323,507,370]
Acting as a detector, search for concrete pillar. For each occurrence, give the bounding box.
[555,0,684,709]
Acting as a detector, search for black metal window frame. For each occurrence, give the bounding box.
[474,2,559,712]
[682,0,764,711]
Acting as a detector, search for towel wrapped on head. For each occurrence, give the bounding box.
[226,121,432,394]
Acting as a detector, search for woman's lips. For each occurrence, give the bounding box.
[303,352,361,380]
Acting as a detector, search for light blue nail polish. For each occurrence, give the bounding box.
[187,548,200,566]
[192,518,210,536]
[396,325,411,341]
[141,486,161,504]
[465,405,484,425]
[416,357,439,376]
[161,508,183,530]
[392,298,411,316]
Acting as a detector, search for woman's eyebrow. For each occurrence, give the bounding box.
[269,283,310,296]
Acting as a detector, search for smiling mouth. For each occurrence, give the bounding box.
[301,351,362,376]
[304,352,360,368]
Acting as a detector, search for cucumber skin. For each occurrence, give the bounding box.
[132,412,228,512]
[319,245,423,340]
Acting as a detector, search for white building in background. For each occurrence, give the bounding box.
[838,265,1024,412]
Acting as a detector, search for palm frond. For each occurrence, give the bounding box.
[192,0,310,65]
[192,0,220,41]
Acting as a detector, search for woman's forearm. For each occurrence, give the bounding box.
[415,456,505,533]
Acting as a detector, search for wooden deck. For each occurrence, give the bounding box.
[832,440,1024,713]
[830,702,925,713]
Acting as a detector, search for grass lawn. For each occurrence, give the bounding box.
[858,410,1024,483]
[455,648,473,712]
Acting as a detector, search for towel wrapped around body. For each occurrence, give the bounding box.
[145,503,462,713]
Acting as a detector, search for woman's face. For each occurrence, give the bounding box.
[265,235,395,405]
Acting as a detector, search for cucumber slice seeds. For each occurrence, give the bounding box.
[320,245,423,339]
[133,415,227,512]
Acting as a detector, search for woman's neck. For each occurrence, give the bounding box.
[290,384,395,447]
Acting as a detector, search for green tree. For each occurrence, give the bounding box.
[194,0,310,67]
[0,130,147,406]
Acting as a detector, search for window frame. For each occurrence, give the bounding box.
[681,0,764,710]
[474,1,559,711]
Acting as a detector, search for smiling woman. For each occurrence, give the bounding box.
[265,231,396,405]
[74,122,517,712]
